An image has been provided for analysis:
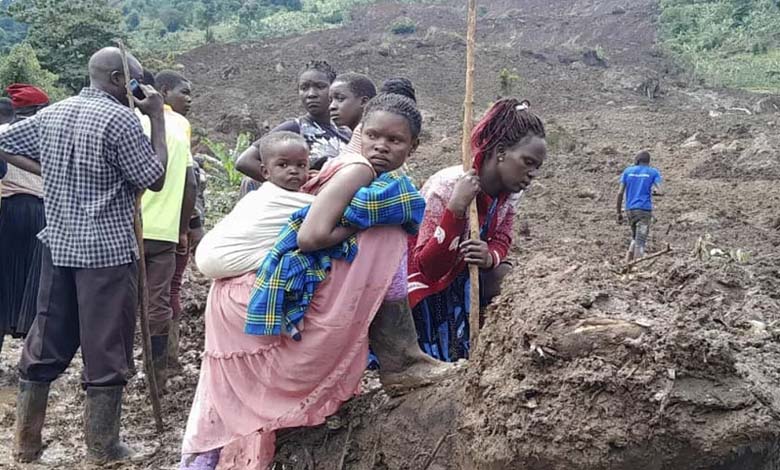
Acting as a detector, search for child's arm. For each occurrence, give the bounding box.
[179,166,197,245]
[297,164,374,252]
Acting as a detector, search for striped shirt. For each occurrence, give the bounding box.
[0,87,164,268]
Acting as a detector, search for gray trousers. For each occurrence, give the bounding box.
[627,209,652,252]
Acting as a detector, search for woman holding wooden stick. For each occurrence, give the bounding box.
[408,99,547,361]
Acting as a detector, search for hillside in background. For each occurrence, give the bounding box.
[1,1,780,469]
[1,0,780,93]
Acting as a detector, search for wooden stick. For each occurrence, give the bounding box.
[116,39,164,434]
[337,422,353,470]
[461,0,481,351]
[622,243,672,274]
[421,433,452,470]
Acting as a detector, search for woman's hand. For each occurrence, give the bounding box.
[297,164,374,252]
[448,169,480,217]
[460,239,493,269]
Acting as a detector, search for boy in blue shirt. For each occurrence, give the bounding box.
[616,151,662,261]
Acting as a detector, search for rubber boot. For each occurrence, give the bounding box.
[14,380,50,463]
[151,335,169,392]
[167,317,182,373]
[368,300,460,393]
[84,386,135,463]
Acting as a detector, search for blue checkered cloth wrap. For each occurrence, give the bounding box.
[245,171,425,338]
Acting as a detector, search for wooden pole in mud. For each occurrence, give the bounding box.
[116,39,164,434]
[461,0,481,351]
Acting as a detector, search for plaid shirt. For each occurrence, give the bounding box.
[0,87,163,268]
[245,171,425,337]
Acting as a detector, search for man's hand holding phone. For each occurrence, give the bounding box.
[129,79,164,118]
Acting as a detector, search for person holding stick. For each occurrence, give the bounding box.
[0,47,168,464]
[408,98,546,361]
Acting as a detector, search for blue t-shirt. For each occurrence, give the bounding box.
[621,165,661,211]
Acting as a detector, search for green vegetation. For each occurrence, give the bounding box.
[0,0,435,100]
[8,0,123,92]
[390,16,416,35]
[0,43,68,101]
[497,68,520,98]
[202,133,252,188]
[659,0,780,91]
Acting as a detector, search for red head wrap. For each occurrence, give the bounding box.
[6,84,50,108]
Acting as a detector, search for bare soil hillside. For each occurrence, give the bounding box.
[2,0,780,468]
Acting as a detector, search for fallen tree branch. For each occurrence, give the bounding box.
[622,244,672,274]
[421,433,452,470]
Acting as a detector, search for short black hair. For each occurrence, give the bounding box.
[0,98,14,123]
[301,60,337,83]
[380,77,416,102]
[635,150,651,165]
[142,69,156,87]
[258,131,308,163]
[154,70,189,92]
[334,72,377,99]
[363,93,422,139]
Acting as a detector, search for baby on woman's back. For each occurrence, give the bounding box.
[196,131,313,279]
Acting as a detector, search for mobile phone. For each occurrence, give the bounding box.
[128,79,146,100]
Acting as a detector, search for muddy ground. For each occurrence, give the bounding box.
[2,0,780,468]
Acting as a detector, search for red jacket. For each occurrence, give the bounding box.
[407,166,517,307]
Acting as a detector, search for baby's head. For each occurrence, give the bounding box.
[258,131,310,191]
[360,93,422,174]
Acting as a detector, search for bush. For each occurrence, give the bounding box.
[0,43,68,102]
[658,0,780,91]
[497,68,520,98]
[201,133,251,188]
[390,17,416,35]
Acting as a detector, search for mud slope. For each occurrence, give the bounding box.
[2,0,780,468]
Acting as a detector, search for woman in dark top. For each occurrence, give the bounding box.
[236,61,350,196]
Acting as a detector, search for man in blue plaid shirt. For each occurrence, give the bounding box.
[0,47,169,464]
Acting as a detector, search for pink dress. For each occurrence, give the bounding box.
[181,156,408,469]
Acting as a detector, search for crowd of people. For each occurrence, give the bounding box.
[0,45,662,469]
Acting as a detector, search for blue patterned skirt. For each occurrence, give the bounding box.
[412,271,488,362]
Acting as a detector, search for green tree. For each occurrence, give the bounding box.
[126,11,141,31]
[160,7,188,32]
[0,43,68,101]
[9,0,124,92]
[194,0,218,42]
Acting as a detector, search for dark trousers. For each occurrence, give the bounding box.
[19,247,138,387]
[144,239,176,336]
[170,246,189,321]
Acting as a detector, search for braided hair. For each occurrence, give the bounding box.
[301,60,337,83]
[471,98,545,171]
[334,72,377,99]
[362,93,422,139]
[380,77,416,103]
